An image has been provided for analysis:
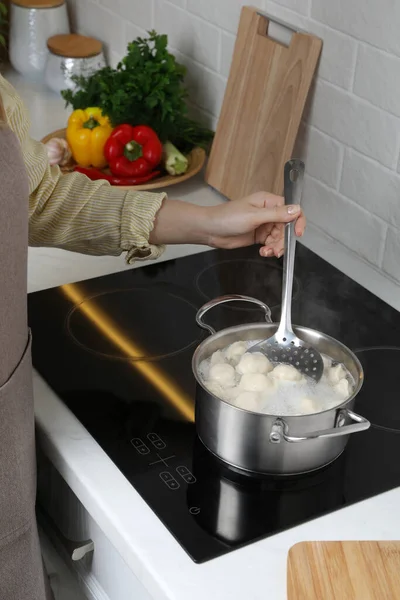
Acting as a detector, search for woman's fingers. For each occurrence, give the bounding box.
[259,238,283,257]
[294,212,306,236]
[254,202,306,258]
[265,213,306,239]
[259,246,274,257]
[265,223,284,244]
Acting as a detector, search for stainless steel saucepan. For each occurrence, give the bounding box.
[187,437,347,544]
[192,294,370,476]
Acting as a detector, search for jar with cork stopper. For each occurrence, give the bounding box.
[44,33,107,95]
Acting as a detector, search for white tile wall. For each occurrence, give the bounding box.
[68,0,400,284]
[220,31,236,78]
[340,150,400,230]
[111,0,153,30]
[154,1,221,71]
[307,80,400,169]
[383,228,400,282]
[311,0,400,58]
[271,0,309,16]
[302,176,387,266]
[186,0,251,34]
[294,123,343,190]
[353,45,400,118]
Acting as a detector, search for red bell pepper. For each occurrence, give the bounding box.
[104,124,162,178]
[74,165,161,186]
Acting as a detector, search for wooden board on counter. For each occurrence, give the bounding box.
[205,6,321,200]
[287,541,400,600]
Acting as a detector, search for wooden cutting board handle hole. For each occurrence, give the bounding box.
[265,19,293,47]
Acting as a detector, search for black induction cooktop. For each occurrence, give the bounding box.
[28,244,400,563]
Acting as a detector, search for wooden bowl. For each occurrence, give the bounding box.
[41,128,206,191]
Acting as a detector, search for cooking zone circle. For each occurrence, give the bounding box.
[195,259,300,311]
[66,288,201,361]
[355,347,400,432]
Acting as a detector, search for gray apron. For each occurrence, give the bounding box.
[0,101,53,599]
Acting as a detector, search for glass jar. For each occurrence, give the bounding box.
[44,33,107,95]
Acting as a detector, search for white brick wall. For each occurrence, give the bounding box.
[68,0,400,285]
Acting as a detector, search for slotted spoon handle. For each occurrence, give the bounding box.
[276,159,305,339]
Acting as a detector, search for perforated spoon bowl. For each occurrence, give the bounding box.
[248,159,324,382]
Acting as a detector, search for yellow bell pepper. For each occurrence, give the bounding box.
[66,107,113,169]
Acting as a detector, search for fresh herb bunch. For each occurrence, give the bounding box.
[62,31,214,152]
[0,2,8,48]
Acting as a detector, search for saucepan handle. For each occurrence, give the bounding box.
[269,409,370,443]
[196,294,273,335]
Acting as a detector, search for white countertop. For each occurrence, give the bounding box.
[7,67,400,600]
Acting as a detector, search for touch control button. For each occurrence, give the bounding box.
[130,438,150,455]
[147,432,166,450]
[160,471,180,490]
[176,466,196,484]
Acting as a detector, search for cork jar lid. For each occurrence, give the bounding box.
[12,0,65,8]
[47,34,103,59]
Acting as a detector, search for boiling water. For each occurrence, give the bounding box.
[198,340,355,416]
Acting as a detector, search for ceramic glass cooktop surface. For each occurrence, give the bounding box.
[28,245,400,563]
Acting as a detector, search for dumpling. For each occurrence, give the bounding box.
[271,364,303,382]
[327,364,347,385]
[208,363,236,387]
[223,386,241,403]
[322,354,332,370]
[225,341,248,366]
[300,397,318,415]
[334,378,350,399]
[234,391,261,412]
[205,380,225,398]
[236,352,273,375]
[210,350,226,366]
[239,373,274,392]
[278,375,307,387]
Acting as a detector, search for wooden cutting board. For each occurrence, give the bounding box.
[287,541,400,599]
[205,6,322,200]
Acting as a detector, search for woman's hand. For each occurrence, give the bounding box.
[206,192,306,258]
[149,192,306,257]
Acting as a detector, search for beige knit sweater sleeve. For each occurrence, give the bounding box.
[0,74,166,263]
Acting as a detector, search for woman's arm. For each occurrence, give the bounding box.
[149,194,305,258]
[1,74,305,262]
[0,75,166,263]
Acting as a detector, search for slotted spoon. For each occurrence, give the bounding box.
[248,159,324,382]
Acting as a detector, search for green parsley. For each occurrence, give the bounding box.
[62,31,214,152]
